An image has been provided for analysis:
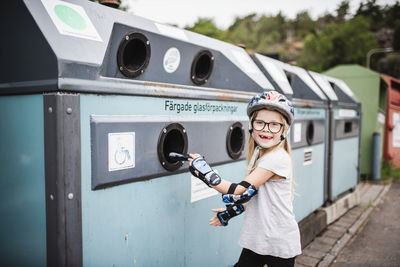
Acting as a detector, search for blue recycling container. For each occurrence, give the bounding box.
[0,1,276,266]
[251,54,329,222]
[309,71,361,201]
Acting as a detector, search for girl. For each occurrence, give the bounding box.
[189,91,301,267]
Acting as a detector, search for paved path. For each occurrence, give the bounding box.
[295,181,392,267]
[331,181,400,267]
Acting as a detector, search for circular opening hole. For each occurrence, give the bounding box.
[230,127,244,153]
[226,122,244,160]
[117,32,151,78]
[163,129,185,164]
[123,38,147,72]
[195,54,212,79]
[157,123,188,171]
[306,122,314,145]
[191,50,213,85]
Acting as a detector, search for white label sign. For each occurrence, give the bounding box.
[163,47,181,73]
[378,112,385,124]
[393,113,400,147]
[108,132,135,172]
[338,109,357,118]
[293,123,302,143]
[191,175,218,203]
[42,0,102,42]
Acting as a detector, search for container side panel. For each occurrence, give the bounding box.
[80,94,246,266]
[0,95,46,266]
[292,144,325,222]
[331,137,359,199]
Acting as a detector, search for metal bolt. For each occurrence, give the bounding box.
[192,76,195,79]
[211,57,214,60]
[50,194,54,200]
[66,108,72,114]
[48,107,53,113]
[120,66,123,71]
[68,193,74,200]
[125,35,129,40]
[141,70,144,73]
[183,129,186,133]
[205,79,208,83]
[230,126,233,130]
[163,128,167,133]
[162,162,165,165]
[146,40,150,45]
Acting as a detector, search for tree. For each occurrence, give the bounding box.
[185,18,225,40]
[394,21,400,51]
[377,54,400,79]
[297,16,377,72]
[383,1,400,28]
[224,14,258,48]
[355,0,384,31]
[291,11,316,39]
[335,0,350,22]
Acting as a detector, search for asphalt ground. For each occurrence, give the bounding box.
[295,181,394,267]
[331,181,400,267]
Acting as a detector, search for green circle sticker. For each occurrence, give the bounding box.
[54,4,86,30]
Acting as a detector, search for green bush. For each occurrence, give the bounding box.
[381,161,400,181]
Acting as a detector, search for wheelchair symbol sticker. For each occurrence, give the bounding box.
[108,132,135,172]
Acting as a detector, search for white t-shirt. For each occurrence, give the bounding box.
[238,147,302,258]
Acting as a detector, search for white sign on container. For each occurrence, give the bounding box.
[42,0,102,42]
[190,170,219,203]
[163,47,181,73]
[108,132,135,172]
[393,112,400,147]
[293,123,302,143]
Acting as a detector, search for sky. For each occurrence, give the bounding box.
[124,0,396,29]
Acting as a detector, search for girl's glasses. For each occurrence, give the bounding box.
[252,120,283,133]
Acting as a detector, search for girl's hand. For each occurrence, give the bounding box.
[209,208,225,226]
[188,153,201,176]
[188,153,201,166]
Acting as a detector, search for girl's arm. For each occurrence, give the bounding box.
[189,153,278,195]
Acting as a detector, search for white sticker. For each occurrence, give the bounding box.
[41,0,103,42]
[155,23,188,41]
[108,132,135,172]
[163,47,181,73]
[393,113,400,147]
[231,50,259,74]
[378,112,385,124]
[303,148,313,166]
[338,109,357,118]
[191,174,218,203]
[293,123,302,143]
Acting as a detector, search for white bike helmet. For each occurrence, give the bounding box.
[247,91,294,126]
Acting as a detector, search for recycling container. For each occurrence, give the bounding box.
[251,54,329,222]
[382,74,400,168]
[310,71,361,201]
[323,65,384,179]
[0,1,275,266]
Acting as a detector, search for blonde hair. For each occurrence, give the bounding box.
[247,110,295,200]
